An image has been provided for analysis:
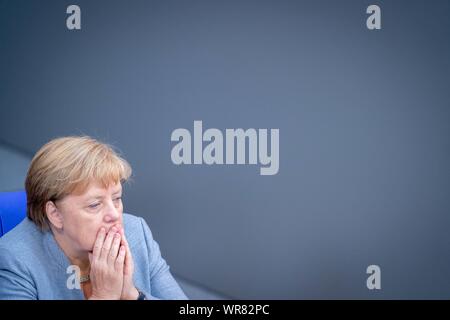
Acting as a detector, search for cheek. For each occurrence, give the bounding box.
[77,221,104,251]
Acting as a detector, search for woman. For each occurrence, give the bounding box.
[0,136,187,300]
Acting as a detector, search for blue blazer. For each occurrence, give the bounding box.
[0,213,187,300]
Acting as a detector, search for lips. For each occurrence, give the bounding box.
[105,223,122,233]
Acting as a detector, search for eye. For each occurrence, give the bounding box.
[113,197,122,204]
[88,202,101,209]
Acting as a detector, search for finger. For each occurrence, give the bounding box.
[119,228,131,252]
[100,227,117,261]
[118,226,125,239]
[92,227,106,260]
[118,228,129,256]
[108,233,121,265]
[115,245,126,272]
[120,230,128,250]
[120,230,133,273]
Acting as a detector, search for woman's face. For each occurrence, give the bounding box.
[55,181,123,253]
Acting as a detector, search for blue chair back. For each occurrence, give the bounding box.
[0,191,27,237]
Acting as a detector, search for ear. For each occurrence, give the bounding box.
[45,200,64,230]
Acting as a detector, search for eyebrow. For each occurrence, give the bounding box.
[86,195,104,201]
[85,189,122,201]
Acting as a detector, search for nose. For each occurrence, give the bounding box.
[103,200,121,223]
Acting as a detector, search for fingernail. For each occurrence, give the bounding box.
[100,227,105,233]
[114,233,120,239]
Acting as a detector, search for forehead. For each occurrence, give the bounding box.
[74,180,122,198]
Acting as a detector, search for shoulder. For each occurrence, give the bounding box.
[122,213,154,248]
[0,218,45,261]
[0,218,45,287]
[122,213,144,231]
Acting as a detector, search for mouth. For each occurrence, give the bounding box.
[104,224,123,233]
[90,224,124,253]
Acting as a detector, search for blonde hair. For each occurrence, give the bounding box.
[25,136,132,230]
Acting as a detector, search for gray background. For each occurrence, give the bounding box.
[1,0,449,298]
